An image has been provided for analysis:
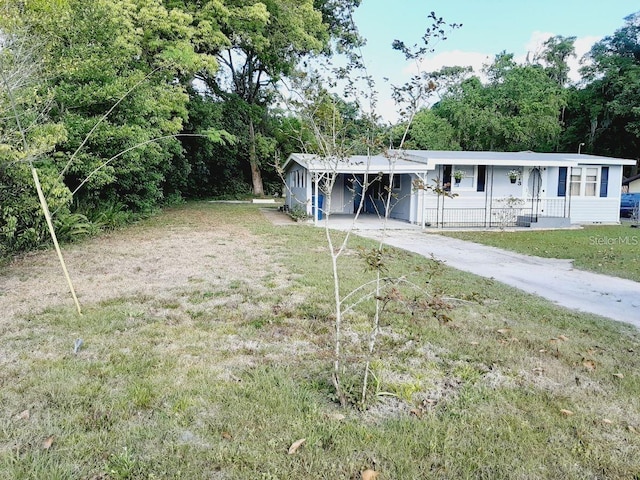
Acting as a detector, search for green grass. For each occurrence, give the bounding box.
[439,225,640,282]
[1,202,639,479]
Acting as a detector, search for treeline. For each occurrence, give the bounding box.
[396,13,640,161]
[1,2,639,258]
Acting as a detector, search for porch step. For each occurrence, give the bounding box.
[517,215,571,229]
[516,215,534,227]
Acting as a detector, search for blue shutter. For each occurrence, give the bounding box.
[599,166,609,197]
[558,167,567,197]
[477,165,486,192]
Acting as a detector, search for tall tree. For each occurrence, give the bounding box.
[433,53,566,151]
[565,11,640,163]
[3,0,219,213]
[534,35,576,87]
[188,0,330,195]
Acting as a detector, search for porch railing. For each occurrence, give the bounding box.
[424,198,568,228]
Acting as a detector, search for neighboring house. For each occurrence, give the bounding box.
[623,173,640,193]
[282,150,636,228]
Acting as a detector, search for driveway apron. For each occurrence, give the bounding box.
[353,230,640,328]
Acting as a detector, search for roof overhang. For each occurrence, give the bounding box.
[283,153,432,175]
[393,149,636,168]
[283,151,636,175]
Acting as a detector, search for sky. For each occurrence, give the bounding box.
[350,0,637,122]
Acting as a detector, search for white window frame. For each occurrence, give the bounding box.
[570,166,600,197]
[451,164,477,190]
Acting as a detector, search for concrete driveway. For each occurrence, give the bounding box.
[349,228,640,328]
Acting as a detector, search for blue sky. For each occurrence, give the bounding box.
[350,0,637,121]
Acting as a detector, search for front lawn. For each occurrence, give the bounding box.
[1,203,639,479]
[440,225,640,282]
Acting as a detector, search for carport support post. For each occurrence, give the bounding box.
[419,173,427,230]
[314,172,319,226]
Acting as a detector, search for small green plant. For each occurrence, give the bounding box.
[288,205,309,222]
[507,169,521,182]
[453,170,465,181]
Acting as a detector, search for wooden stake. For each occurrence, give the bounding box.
[30,166,82,315]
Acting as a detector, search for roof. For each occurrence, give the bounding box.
[283,153,431,174]
[395,150,637,168]
[283,150,637,174]
[623,173,640,185]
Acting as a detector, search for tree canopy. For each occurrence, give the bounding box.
[1,3,640,259]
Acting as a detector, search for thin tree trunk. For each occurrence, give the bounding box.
[248,118,264,196]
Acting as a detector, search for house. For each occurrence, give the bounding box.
[282,150,636,228]
[623,173,640,193]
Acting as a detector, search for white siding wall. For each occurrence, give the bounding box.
[388,174,412,221]
[567,165,624,223]
[325,175,349,214]
[628,179,640,193]
[569,198,621,223]
[286,165,311,214]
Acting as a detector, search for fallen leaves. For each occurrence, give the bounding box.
[287,438,306,455]
[15,410,30,420]
[582,359,596,371]
[613,373,624,379]
[560,409,574,416]
[325,412,345,421]
[42,435,54,450]
[361,469,379,480]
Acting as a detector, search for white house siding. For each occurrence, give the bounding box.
[286,165,311,214]
[388,174,413,222]
[323,174,347,214]
[569,198,621,223]
[566,165,625,223]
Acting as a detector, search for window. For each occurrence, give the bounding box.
[291,170,306,189]
[392,175,401,190]
[569,167,600,196]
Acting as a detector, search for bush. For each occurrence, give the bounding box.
[0,162,73,257]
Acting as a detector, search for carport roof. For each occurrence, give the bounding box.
[284,153,431,174]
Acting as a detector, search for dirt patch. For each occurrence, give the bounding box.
[0,206,290,324]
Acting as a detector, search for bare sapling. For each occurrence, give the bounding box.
[281,12,461,408]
